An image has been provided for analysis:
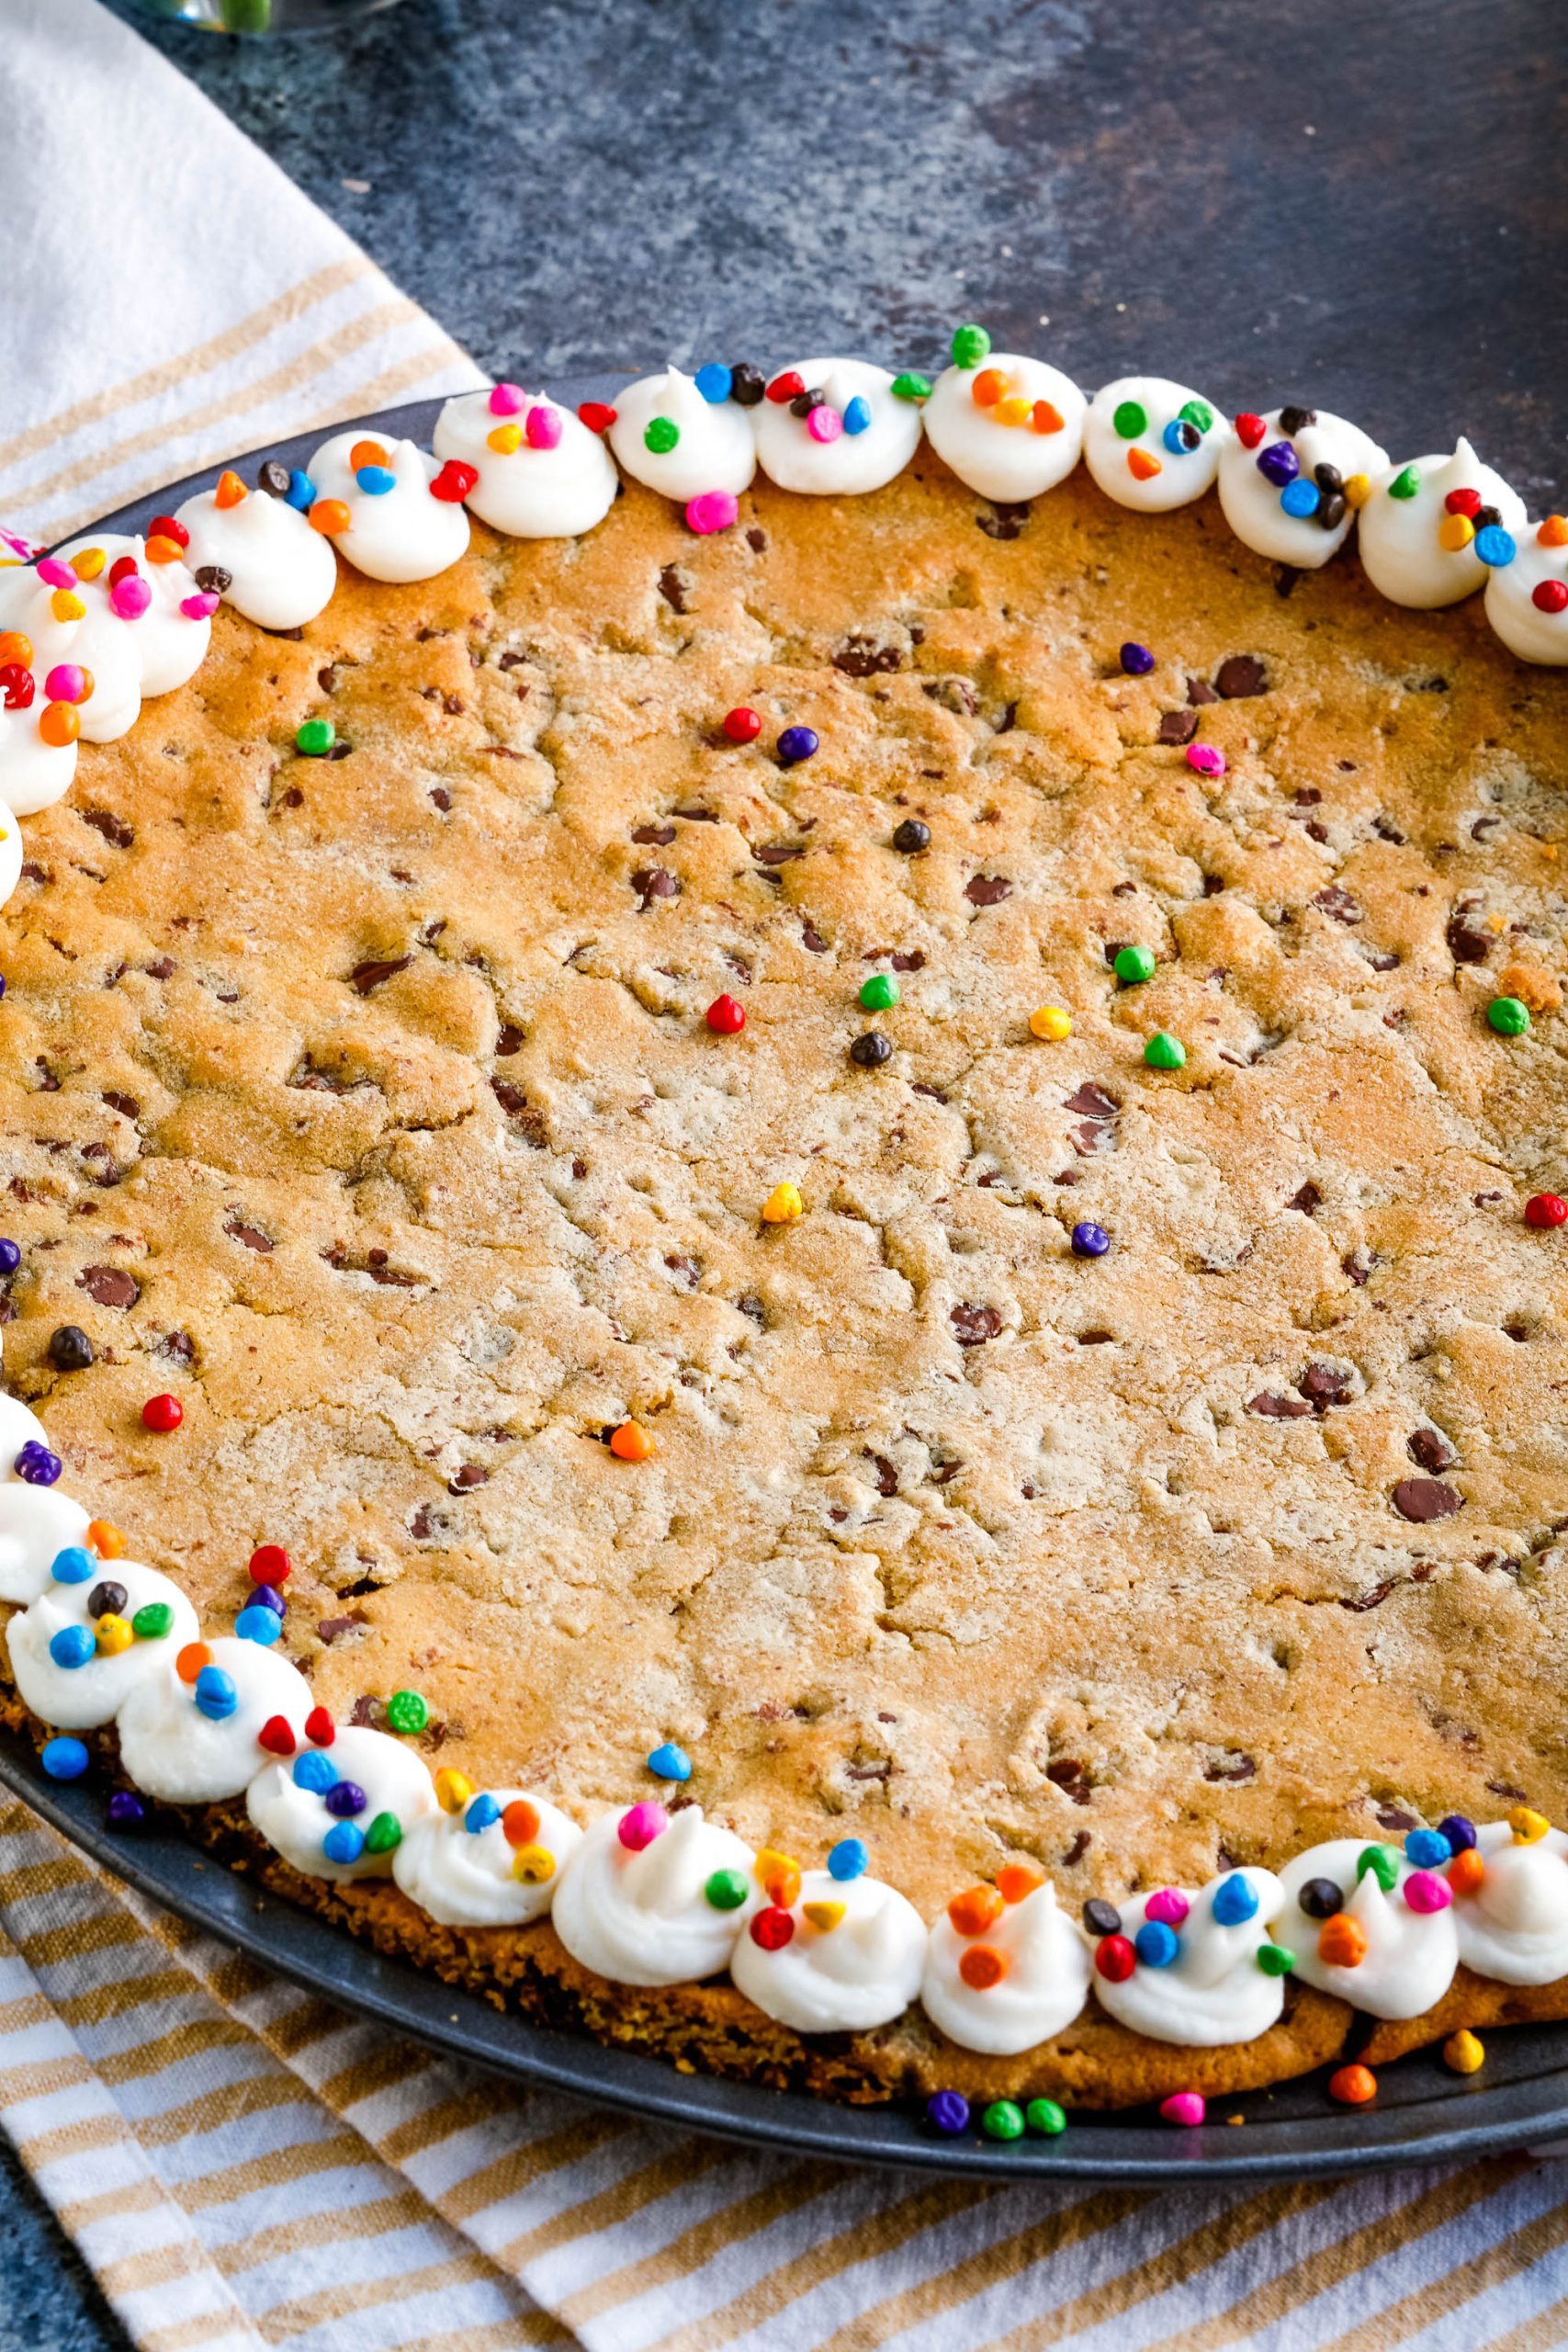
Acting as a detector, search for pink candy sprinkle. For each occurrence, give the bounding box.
[36,558,76,591]
[109,576,152,621]
[1145,1888,1190,1928]
[489,382,525,416]
[806,405,843,445]
[525,404,563,452]
[1404,1870,1452,1914]
[685,491,739,537]
[1160,2091,1206,2129]
[181,592,220,621]
[617,1801,669,1851]
[43,664,87,705]
[1185,742,1226,777]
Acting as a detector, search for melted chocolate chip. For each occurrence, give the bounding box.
[1446,908,1494,964]
[657,565,691,613]
[1298,1363,1353,1409]
[832,635,903,676]
[1407,1428,1456,1473]
[976,502,1030,539]
[350,956,412,995]
[964,874,1011,907]
[1215,654,1268,699]
[223,1218,273,1254]
[631,866,680,908]
[1393,1476,1462,1522]
[448,1463,488,1493]
[82,808,134,850]
[1312,884,1363,924]
[77,1265,138,1309]
[631,823,677,846]
[495,1023,525,1056]
[1157,709,1200,744]
[1287,1182,1322,1216]
[1247,1392,1314,1418]
[950,1303,1001,1346]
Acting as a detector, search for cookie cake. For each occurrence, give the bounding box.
[1,334,1567,2132]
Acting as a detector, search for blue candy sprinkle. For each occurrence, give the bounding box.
[1071,1221,1111,1259]
[195,1665,238,1721]
[925,2090,970,2135]
[51,1546,96,1586]
[15,1442,62,1487]
[1162,418,1201,456]
[694,363,733,405]
[647,1742,692,1781]
[1211,1872,1259,1927]
[322,1821,366,1866]
[1280,478,1321,518]
[284,469,316,512]
[465,1792,503,1834]
[842,396,873,436]
[234,1604,283,1647]
[293,1749,337,1794]
[41,1736,89,1781]
[355,465,397,497]
[1405,1826,1454,1870]
[50,1624,96,1670]
[1134,1919,1179,1968]
[828,1838,868,1882]
[1475,526,1517,569]
[1438,1813,1478,1853]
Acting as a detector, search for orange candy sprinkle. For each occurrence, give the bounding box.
[756,1849,801,1908]
[1030,400,1065,435]
[38,702,79,748]
[610,1421,653,1462]
[145,535,183,565]
[1317,1914,1368,1969]
[309,499,351,537]
[175,1641,211,1685]
[1538,515,1568,548]
[1328,2063,1378,2106]
[996,1863,1043,1905]
[349,439,389,471]
[1448,1848,1486,1896]
[502,1798,541,1848]
[0,631,32,669]
[1127,448,1163,482]
[947,1883,1005,1939]
[214,470,248,510]
[958,1944,1006,1990]
[971,368,1008,409]
[86,1519,126,1558]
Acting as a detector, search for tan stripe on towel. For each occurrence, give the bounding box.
[1311,2177,1568,2349]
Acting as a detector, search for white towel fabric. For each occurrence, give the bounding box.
[0,0,483,550]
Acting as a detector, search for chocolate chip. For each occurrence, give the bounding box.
[631,866,680,908]
[103,1091,139,1120]
[729,364,765,407]
[1407,1428,1456,1473]
[1083,1897,1121,1936]
[1312,884,1362,923]
[223,1218,272,1254]
[1215,654,1268,699]
[756,842,805,865]
[49,1324,95,1370]
[155,1329,195,1362]
[495,1023,525,1056]
[1298,1876,1343,1920]
[1393,1477,1462,1522]
[850,1031,893,1069]
[832,635,902,676]
[800,922,829,954]
[1287,1182,1322,1216]
[82,808,134,850]
[1314,461,1344,493]
[257,460,292,498]
[1077,1329,1114,1346]
[1203,1753,1257,1781]
[1342,1247,1376,1287]
[1343,1579,1395,1612]
[1279,405,1317,435]
[657,565,691,614]
[1157,709,1200,744]
[1298,1363,1353,1409]
[1446,908,1493,964]
[1063,1083,1119,1125]
[87,1578,127,1619]
[194,564,231,595]
[317,1610,368,1642]
[893,819,931,854]
[350,956,412,995]
[1318,493,1347,531]
[448,1463,488,1494]
[1247,1392,1314,1418]
[950,1303,1001,1346]
[1376,1806,1417,1833]
[1187,677,1220,707]
[745,527,767,552]
[490,1080,547,1146]
[77,1265,139,1309]
[864,1452,899,1497]
[976,502,1030,540]
[631,823,677,846]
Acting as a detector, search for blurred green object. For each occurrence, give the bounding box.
[127,0,402,29]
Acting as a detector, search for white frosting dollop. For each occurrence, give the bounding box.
[392,1787,583,1928]
[1083,377,1225,512]
[6,1555,197,1730]
[173,481,339,632]
[729,1866,926,2033]
[1357,440,1528,608]
[1217,407,1389,568]
[750,360,922,497]
[922,354,1086,503]
[1450,1820,1568,1985]
[550,1804,759,1986]
[434,390,618,538]
[0,1483,91,1606]
[0,702,76,819]
[304,435,470,584]
[607,368,756,503]
[1485,520,1568,665]
[0,792,21,895]
[0,1393,50,1474]
[1092,1868,1286,2046]
[245,1724,436,1883]
[56,534,209,699]
[116,1634,313,1803]
[1269,1838,1459,2019]
[919,1879,1089,2053]
[0,567,141,745]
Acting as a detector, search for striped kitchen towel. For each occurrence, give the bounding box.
[0,0,483,551]
[5,1801,1568,2352]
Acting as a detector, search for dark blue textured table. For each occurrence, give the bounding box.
[11,4,1568,2344]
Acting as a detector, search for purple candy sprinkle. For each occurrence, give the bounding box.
[1071,1222,1111,1259]
[107,1790,148,1829]
[0,1238,20,1275]
[323,1779,367,1818]
[14,1441,62,1487]
[1119,641,1156,676]
[1256,441,1301,489]
[926,2090,971,2135]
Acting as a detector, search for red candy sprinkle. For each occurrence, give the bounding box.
[304,1706,336,1747]
[706,994,745,1035]
[0,663,34,711]
[1444,487,1483,518]
[108,555,141,588]
[429,459,478,503]
[766,371,806,404]
[577,401,617,435]
[257,1716,297,1757]
[149,514,189,548]
[750,1905,795,1951]
[1526,1193,1568,1229]
[1532,581,1568,615]
[722,705,761,743]
[1235,413,1267,450]
[1095,1933,1136,1983]
[141,1393,183,1433]
[248,1544,293,1586]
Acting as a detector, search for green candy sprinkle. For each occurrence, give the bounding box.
[980,2098,1025,2141]
[1256,1942,1295,1977]
[364,1812,402,1856]
[131,1601,174,1641]
[386,1689,429,1736]
[1024,2097,1067,2136]
[1487,995,1530,1036]
[1388,464,1421,501]
[1113,944,1156,986]
[891,372,932,402]
[295,718,335,757]
[859,972,900,1012]
[1112,400,1148,441]
[951,324,990,370]
[1179,397,1214,436]
[1145,1032,1187,1070]
[644,416,680,456]
[705,1867,749,1912]
[1357,1843,1399,1892]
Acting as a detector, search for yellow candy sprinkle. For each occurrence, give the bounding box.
[71,546,106,581]
[1438,512,1475,552]
[51,589,85,622]
[1510,1805,1550,1845]
[434,1768,474,1815]
[1539,514,1568,548]
[488,424,524,455]
[1030,1005,1071,1042]
[1443,2029,1485,2075]
[95,1613,133,1657]
[1343,472,1371,510]
[803,1900,845,1932]
[995,396,1032,428]
[761,1182,803,1225]
[511,1844,555,1883]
